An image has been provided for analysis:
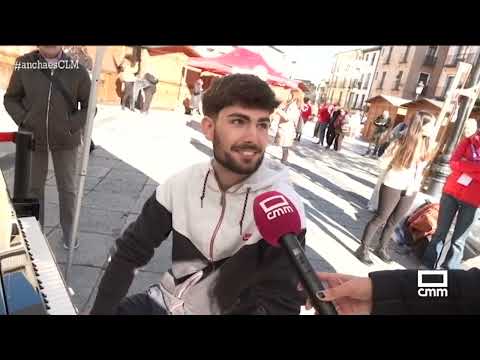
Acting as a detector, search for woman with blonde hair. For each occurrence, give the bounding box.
[355,111,436,265]
[274,88,304,163]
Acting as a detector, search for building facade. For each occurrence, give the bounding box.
[370,46,449,100]
[326,48,364,108]
[433,45,480,100]
[346,46,381,111]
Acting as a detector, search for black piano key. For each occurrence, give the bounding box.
[11,223,19,236]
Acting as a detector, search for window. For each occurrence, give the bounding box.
[417,72,430,95]
[401,46,410,63]
[381,47,385,56]
[375,71,378,80]
[393,71,403,89]
[443,75,455,98]
[424,46,438,65]
[378,71,386,89]
[384,46,392,64]
[371,53,376,66]
[354,94,359,109]
[427,46,438,57]
[418,72,430,87]
[338,92,343,104]
[364,73,371,89]
[360,95,366,108]
[358,74,364,89]
[348,93,355,107]
[366,54,370,63]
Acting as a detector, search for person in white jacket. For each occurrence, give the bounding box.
[274,89,303,163]
[355,111,436,265]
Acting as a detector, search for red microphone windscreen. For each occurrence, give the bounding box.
[253,191,301,247]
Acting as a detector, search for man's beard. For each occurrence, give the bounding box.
[212,131,264,176]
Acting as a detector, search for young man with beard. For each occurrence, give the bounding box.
[90,74,307,315]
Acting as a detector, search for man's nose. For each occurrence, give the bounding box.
[243,123,261,139]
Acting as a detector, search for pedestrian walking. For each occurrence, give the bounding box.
[355,112,435,265]
[295,97,312,141]
[314,103,333,146]
[274,89,303,163]
[119,55,139,111]
[332,109,349,151]
[325,105,341,150]
[191,78,204,115]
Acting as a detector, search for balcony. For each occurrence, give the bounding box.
[445,52,476,67]
[392,81,402,91]
[457,52,476,64]
[423,54,437,66]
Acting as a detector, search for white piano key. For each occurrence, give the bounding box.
[18,217,77,315]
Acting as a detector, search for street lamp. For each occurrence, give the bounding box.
[415,81,425,100]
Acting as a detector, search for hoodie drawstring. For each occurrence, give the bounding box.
[200,169,210,208]
[239,187,251,236]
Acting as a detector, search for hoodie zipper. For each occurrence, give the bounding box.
[45,69,54,149]
[208,192,226,265]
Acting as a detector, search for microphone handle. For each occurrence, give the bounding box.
[281,234,337,315]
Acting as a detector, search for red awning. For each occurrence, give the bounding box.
[187,57,232,75]
[187,47,299,89]
[146,46,201,58]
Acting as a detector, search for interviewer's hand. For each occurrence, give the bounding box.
[299,272,374,315]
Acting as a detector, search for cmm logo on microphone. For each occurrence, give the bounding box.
[417,270,448,298]
[259,194,294,220]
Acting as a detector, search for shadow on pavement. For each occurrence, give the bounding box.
[190,138,213,157]
[305,244,337,273]
[288,162,368,210]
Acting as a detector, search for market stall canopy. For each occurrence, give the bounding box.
[366,94,411,107]
[144,46,201,58]
[186,47,300,89]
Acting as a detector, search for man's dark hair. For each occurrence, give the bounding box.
[202,74,280,118]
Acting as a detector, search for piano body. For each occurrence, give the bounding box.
[0,169,77,315]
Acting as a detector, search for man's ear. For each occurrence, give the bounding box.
[201,116,215,141]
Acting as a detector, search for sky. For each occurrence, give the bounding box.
[276,46,370,83]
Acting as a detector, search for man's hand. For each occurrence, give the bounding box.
[299,272,374,315]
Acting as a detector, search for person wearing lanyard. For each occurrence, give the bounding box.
[423,125,480,269]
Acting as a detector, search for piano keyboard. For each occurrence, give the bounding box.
[18,217,77,315]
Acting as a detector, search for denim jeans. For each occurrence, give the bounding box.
[423,194,479,269]
[317,122,329,146]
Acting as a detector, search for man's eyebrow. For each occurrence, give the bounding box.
[227,113,251,120]
[258,117,271,124]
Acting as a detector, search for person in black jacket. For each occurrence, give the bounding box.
[365,110,391,157]
[302,269,480,314]
[4,46,91,249]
